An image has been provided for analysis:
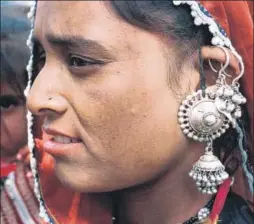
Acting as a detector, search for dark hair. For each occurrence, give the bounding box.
[1,4,30,99]
[110,1,212,62]
[109,1,252,175]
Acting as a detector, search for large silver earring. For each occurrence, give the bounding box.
[178,88,230,194]
[178,46,246,194]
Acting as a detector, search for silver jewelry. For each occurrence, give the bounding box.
[208,59,220,73]
[178,89,230,142]
[189,141,229,194]
[178,87,230,194]
[215,83,246,128]
[213,46,246,128]
[197,207,210,222]
[209,60,232,78]
[208,47,232,78]
[183,197,215,224]
[178,43,246,195]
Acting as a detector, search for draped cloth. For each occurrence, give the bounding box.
[200,0,253,138]
[33,1,253,223]
[1,163,41,224]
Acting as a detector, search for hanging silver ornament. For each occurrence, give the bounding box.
[214,84,246,128]
[197,207,210,222]
[189,143,229,195]
[178,89,230,142]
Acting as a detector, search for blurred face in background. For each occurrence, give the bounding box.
[0,3,30,163]
[0,81,27,162]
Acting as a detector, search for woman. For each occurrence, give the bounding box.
[26,1,253,223]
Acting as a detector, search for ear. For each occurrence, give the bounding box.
[200,46,241,86]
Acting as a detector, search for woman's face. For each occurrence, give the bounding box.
[28,1,199,192]
[1,82,27,161]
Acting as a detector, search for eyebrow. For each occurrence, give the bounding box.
[33,34,115,60]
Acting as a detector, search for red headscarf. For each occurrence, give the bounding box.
[200,0,253,138]
[200,0,253,208]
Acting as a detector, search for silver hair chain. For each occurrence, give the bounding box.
[25,1,55,223]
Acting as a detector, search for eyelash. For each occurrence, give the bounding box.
[35,50,103,71]
[37,51,46,71]
[68,54,104,68]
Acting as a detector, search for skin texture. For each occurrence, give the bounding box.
[28,2,240,223]
[29,1,199,191]
[1,83,27,162]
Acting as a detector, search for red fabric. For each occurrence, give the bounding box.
[200,0,253,144]
[209,178,232,223]
[0,162,16,178]
[200,0,254,214]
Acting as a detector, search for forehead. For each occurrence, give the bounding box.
[36,1,113,31]
[34,1,136,50]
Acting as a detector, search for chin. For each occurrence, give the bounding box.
[54,162,112,193]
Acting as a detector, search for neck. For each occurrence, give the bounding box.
[115,143,212,224]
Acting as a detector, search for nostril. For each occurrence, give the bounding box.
[38,108,57,117]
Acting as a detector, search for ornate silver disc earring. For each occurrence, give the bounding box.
[178,88,230,194]
[178,46,246,194]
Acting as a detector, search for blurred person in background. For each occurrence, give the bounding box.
[1,1,29,176]
[0,2,40,223]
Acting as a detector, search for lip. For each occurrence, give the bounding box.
[43,138,84,157]
[42,126,80,140]
[42,126,83,157]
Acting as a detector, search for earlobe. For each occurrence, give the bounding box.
[201,46,241,76]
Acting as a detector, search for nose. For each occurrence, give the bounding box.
[27,69,67,117]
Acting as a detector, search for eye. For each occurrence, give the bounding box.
[39,51,46,62]
[37,51,46,72]
[34,42,46,73]
[0,96,20,113]
[68,54,103,68]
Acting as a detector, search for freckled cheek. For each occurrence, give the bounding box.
[88,97,186,183]
[71,65,180,164]
[84,91,161,152]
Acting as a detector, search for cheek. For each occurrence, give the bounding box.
[97,89,185,169]
[1,106,27,152]
[71,60,187,185]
